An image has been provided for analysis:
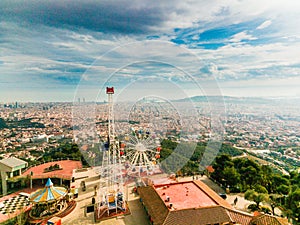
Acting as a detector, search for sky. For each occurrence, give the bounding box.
[1,0,300,102]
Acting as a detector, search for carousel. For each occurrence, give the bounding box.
[29,178,68,219]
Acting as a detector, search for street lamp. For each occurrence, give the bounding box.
[30,171,33,189]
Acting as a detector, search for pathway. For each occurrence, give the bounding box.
[62,180,150,225]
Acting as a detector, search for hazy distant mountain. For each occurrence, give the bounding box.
[173,96,272,104]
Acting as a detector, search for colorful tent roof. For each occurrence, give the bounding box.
[29,178,67,203]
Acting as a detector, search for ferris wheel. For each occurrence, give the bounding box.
[120,128,161,175]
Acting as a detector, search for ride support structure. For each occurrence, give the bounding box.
[97,87,125,219]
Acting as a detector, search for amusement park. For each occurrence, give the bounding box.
[93,86,163,222]
[0,87,292,225]
[0,86,165,225]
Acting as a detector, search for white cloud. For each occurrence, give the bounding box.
[256,20,272,30]
[229,31,257,43]
[219,76,300,97]
[1,1,300,100]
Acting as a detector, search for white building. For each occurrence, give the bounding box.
[0,157,28,196]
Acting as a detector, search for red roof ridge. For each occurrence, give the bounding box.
[171,204,223,211]
[193,180,233,209]
[225,207,253,216]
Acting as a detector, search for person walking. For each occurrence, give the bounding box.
[234,197,238,205]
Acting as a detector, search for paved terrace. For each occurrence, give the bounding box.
[22,160,82,180]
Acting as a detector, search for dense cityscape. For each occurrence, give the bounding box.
[1,1,300,225]
[0,97,299,224]
[1,98,299,171]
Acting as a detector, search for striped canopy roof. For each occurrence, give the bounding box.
[29,178,67,203]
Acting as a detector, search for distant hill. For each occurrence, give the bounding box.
[173,95,274,105]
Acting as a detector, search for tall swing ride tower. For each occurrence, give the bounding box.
[97,87,125,219]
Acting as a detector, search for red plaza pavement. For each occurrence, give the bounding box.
[23,160,82,180]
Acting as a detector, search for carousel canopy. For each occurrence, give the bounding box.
[29,178,67,203]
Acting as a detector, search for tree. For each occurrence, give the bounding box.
[245,189,269,210]
[254,184,268,194]
[286,188,300,222]
[233,158,262,190]
[268,194,283,215]
[290,171,300,186]
[271,174,290,194]
[276,185,290,195]
[0,118,8,129]
[222,166,240,188]
[259,165,273,192]
[211,154,233,185]
[240,166,259,189]
[219,143,243,156]
[161,139,177,150]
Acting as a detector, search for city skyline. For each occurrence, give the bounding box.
[1,1,300,102]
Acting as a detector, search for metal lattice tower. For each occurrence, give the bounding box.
[98,87,124,217]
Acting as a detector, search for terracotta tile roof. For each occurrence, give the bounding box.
[250,214,290,225]
[138,181,290,225]
[226,208,254,225]
[193,180,233,209]
[138,186,169,225]
[164,206,232,225]
[275,217,291,225]
[206,165,215,173]
[138,183,250,225]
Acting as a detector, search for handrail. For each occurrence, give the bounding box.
[23,173,72,180]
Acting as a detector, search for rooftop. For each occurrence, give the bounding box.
[0,157,27,169]
[154,181,218,210]
[138,180,289,225]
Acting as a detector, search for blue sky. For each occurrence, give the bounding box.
[1,0,300,102]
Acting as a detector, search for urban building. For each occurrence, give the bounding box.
[0,157,28,195]
[138,180,289,225]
